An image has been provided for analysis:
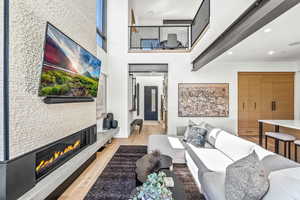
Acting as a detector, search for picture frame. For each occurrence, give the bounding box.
[178,83,229,117]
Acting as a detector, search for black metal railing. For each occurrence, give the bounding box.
[129,26,190,50]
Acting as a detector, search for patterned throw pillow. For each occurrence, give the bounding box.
[186,127,207,147]
[184,120,205,141]
[225,151,269,200]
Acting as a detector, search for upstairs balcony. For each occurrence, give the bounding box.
[128,26,190,53]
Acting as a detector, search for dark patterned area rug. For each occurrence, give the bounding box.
[84,145,205,200]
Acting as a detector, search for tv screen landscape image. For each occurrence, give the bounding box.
[38,23,101,97]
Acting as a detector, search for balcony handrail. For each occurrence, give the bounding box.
[129,25,191,50]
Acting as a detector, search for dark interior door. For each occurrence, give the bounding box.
[144,86,158,120]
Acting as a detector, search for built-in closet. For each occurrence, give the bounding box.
[238,72,294,136]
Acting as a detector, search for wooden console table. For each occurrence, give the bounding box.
[258,120,300,146]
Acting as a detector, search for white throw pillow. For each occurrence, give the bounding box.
[215,130,255,161]
[251,145,274,160]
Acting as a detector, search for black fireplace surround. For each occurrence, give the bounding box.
[0,125,97,200]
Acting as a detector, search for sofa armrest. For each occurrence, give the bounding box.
[176,126,187,136]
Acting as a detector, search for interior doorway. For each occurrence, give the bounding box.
[128,64,168,134]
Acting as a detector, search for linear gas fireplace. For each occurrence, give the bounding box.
[35,131,89,181]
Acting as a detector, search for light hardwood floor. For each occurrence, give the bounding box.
[58,122,165,200]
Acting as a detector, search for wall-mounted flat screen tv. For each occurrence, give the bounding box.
[38,23,101,97]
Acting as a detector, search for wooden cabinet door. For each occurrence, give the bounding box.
[272,74,294,120]
[238,74,249,136]
[246,75,261,135]
[238,73,261,136]
[260,75,273,117]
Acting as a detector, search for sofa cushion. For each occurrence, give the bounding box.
[215,130,255,161]
[225,152,269,200]
[201,172,226,200]
[187,144,233,173]
[185,143,215,179]
[263,167,300,200]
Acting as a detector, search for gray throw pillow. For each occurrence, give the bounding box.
[225,151,269,200]
[183,120,205,141]
[186,127,207,147]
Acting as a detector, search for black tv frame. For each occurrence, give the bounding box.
[39,22,100,103]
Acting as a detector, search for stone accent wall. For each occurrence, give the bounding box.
[0,0,4,161]
[9,0,97,159]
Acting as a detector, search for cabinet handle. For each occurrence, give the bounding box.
[254,102,257,110]
[271,101,276,111]
[243,102,245,111]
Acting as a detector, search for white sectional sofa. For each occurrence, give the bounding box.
[148,123,300,200]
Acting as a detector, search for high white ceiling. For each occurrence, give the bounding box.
[129,0,201,24]
[217,3,300,63]
[128,0,300,64]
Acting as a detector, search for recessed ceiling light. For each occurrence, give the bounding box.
[264,28,272,33]
[268,50,275,55]
[228,51,233,55]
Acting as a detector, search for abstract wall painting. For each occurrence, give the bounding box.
[178,83,229,117]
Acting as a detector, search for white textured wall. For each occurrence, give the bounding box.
[0,0,4,161]
[9,0,98,159]
[133,76,164,121]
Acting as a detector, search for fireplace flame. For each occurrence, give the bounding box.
[36,140,81,172]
